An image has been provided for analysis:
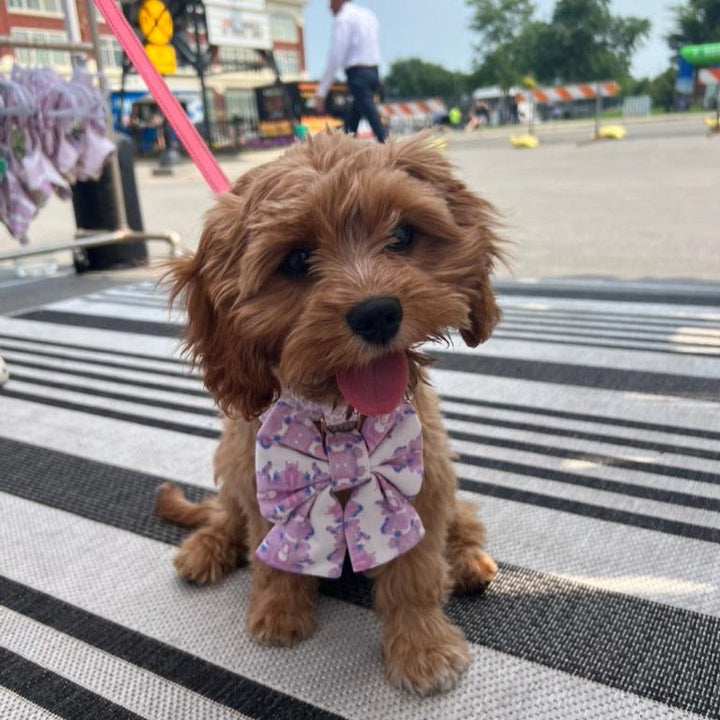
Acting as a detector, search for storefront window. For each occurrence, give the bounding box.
[218,46,263,72]
[11,29,69,66]
[99,36,123,69]
[270,12,297,43]
[225,88,259,125]
[8,0,61,13]
[275,49,300,76]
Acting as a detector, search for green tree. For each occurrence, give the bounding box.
[667,0,720,52]
[466,0,536,90]
[468,0,535,49]
[383,58,471,101]
[649,67,678,110]
[537,0,651,83]
[466,0,651,87]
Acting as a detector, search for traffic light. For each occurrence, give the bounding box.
[137,0,176,74]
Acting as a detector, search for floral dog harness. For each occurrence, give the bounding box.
[255,395,425,578]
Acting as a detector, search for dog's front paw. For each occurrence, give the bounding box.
[384,611,471,695]
[246,599,317,646]
[452,549,498,594]
[174,526,236,584]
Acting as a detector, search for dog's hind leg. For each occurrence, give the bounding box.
[446,499,497,594]
[156,482,219,527]
[156,482,248,585]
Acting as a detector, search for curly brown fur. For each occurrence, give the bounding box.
[157,131,502,694]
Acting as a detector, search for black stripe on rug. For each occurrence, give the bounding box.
[0,342,193,379]
[14,310,181,338]
[0,388,219,440]
[498,313,718,333]
[451,431,720,490]
[443,409,720,461]
[7,373,216,418]
[501,307,720,327]
[488,330,719,358]
[500,312,720,332]
[0,435,211,545]
[440,394,720,441]
[1,360,207,397]
[2,445,720,720]
[458,478,720,544]
[430,351,720,401]
[0,647,145,720]
[0,332,187,365]
[0,582,346,720]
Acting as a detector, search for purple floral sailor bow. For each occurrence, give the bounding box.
[255,396,425,578]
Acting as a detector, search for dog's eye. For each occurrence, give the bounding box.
[386,224,415,252]
[280,248,311,277]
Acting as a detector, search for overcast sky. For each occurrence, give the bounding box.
[303,0,677,83]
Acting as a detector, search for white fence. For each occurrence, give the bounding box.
[622,95,651,117]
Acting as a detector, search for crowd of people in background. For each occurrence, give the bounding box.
[434,96,522,132]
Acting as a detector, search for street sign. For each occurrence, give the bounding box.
[204,0,271,50]
[680,43,720,67]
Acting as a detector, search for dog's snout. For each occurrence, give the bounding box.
[346,297,403,345]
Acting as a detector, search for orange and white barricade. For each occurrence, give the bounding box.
[516,81,620,104]
[699,68,720,84]
[375,98,447,134]
[513,80,624,145]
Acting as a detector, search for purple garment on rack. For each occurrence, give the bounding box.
[13,117,54,206]
[0,65,118,241]
[0,148,39,242]
[77,122,115,181]
[72,68,115,181]
[12,66,71,199]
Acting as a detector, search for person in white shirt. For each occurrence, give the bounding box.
[314,0,386,143]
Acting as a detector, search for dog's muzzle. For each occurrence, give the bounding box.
[346,296,402,345]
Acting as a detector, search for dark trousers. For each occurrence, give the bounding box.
[345,66,386,143]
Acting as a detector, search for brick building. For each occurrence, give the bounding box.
[0,0,308,133]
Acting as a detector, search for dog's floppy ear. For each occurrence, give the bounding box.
[392,134,503,347]
[167,183,279,419]
[444,171,502,347]
[458,273,501,347]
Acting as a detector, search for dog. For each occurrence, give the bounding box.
[156,131,503,695]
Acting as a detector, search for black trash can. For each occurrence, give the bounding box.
[72,134,147,272]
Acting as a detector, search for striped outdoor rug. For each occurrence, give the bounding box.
[1,280,719,720]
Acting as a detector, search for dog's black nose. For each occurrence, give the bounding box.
[346,297,403,345]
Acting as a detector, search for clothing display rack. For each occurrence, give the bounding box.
[0,0,181,386]
[0,0,181,269]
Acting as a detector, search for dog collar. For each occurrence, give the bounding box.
[254,394,425,578]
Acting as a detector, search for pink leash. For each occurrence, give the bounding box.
[93,0,232,194]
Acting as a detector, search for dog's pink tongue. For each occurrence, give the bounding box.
[336,352,409,416]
